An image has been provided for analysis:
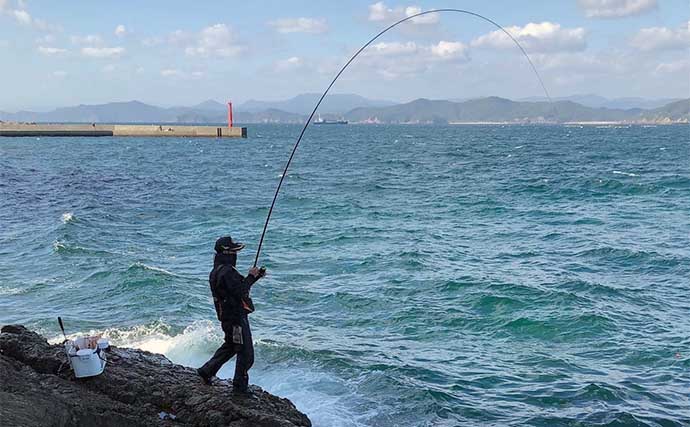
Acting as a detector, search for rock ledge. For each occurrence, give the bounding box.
[0,325,311,427]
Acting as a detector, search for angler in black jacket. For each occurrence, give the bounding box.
[197,236,265,392]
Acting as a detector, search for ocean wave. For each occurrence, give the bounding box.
[127,262,179,277]
[575,246,685,270]
[47,320,371,427]
[52,240,114,256]
[473,294,525,315]
[583,178,661,195]
[61,212,75,223]
[612,170,639,177]
[526,410,685,427]
[52,240,87,254]
[49,320,222,367]
[500,312,614,341]
[558,279,629,299]
[0,286,25,296]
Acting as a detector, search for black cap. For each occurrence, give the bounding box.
[214,236,245,254]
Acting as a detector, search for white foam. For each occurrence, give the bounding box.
[612,170,639,177]
[47,321,370,426]
[49,320,220,367]
[0,286,23,296]
[251,365,368,427]
[61,212,75,223]
[112,320,220,366]
[53,240,66,251]
[130,262,179,277]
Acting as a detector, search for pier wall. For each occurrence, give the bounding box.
[0,124,247,138]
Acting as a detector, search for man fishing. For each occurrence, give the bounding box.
[197,236,265,392]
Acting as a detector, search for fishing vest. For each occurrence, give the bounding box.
[209,265,254,322]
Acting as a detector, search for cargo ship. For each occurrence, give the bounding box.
[313,114,348,125]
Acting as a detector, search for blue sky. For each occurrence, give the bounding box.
[0,0,688,110]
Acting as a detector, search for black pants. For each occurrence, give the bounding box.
[199,316,254,390]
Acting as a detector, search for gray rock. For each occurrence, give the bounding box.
[0,325,311,427]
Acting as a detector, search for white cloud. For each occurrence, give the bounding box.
[52,70,67,78]
[404,6,439,25]
[471,22,587,53]
[274,56,305,72]
[160,69,205,79]
[37,46,67,55]
[143,25,245,56]
[578,0,657,18]
[655,59,690,74]
[366,40,468,61]
[183,24,244,57]
[358,39,469,80]
[368,2,393,21]
[369,41,419,56]
[2,3,59,31]
[12,9,31,25]
[114,24,127,38]
[368,2,439,25]
[71,34,103,45]
[269,17,328,34]
[630,21,690,51]
[161,69,182,78]
[81,47,125,58]
[430,41,468,60]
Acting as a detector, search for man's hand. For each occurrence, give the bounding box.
[248,267,260,278]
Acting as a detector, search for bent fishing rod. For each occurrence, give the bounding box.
[253,8,553,267]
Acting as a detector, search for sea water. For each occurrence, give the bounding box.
[1,124,689,426]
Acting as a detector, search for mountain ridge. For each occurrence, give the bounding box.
[344,97,687,124]
[1,96,687,124]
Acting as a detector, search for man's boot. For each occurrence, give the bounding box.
[197,367,213,385]
[232,374,249,393]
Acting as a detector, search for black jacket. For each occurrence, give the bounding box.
[210,264,258,323]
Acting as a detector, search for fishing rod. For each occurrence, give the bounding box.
[253,8,553,267]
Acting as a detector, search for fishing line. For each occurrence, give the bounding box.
[253,8,553,267]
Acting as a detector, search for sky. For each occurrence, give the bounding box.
[0,0,688,111]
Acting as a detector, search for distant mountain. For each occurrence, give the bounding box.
[190,99,227,113]
[1,97,687,125]
[0,101,176,123]
[344,97,689,124]
[237,93,395,115]
[639,99,690,122]
[519,94,682,110]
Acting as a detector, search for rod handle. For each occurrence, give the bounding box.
[58,317,66,337]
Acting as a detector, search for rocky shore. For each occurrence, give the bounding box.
[0,325,311,427]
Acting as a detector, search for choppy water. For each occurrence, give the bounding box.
[1,124,689,426]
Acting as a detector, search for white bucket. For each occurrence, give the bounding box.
[65,337,107,378]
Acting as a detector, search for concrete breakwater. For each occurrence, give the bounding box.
[0,123,247,138]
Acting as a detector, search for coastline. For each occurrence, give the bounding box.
[0,325,311,427]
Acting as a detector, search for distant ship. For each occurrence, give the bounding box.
[313,114,348,125]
